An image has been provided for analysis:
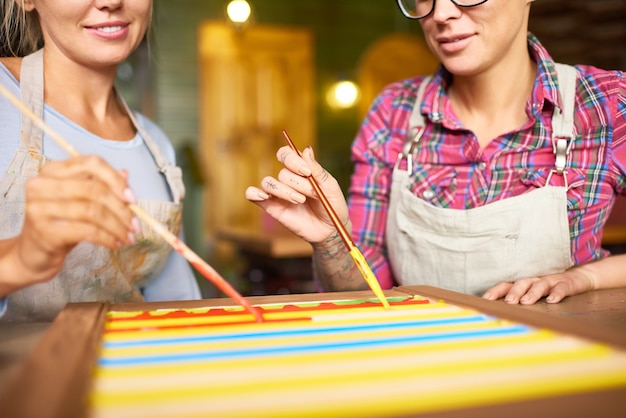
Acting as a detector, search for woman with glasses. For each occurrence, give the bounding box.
[247,0,626,304]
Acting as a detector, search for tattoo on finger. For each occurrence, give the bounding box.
[263,179,279,191]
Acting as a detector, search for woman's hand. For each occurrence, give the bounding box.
[245,146,349,245]
[0,155,139,294]
[482,265,598,305]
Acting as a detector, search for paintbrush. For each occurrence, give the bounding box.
[282,130,390,309]
[0,83,263,322]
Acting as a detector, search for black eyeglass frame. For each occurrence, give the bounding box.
[396,0,490,20]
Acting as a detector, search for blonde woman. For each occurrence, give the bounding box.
[0,0,201,322]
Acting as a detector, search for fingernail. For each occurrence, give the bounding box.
[131,217,141,233]
[520,295,529,303]
[289,192,306,204]
[306,146,315,160]
[123,188,137,204]
[127,232,136,244]
[298,164,312,176]
[546,295,555,302]
[505,296,515,303]
[257,190,270,200]
[483,292,491,300]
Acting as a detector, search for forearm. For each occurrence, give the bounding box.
[0,237,26,297]
[312,231,368,292]
[0,237,60,298]
[574,253,626,291]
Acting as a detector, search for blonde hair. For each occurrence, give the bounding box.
[1,0,43,57]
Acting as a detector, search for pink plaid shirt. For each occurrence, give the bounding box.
[347,34,626,289]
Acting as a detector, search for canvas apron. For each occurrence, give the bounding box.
[386,64,576,296]
[0,49,186,322]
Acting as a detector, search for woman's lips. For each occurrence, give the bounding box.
[436,33,474,54]
[85,23,130,40]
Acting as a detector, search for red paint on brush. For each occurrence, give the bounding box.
[167,234,263,322]
[188,258,264,322]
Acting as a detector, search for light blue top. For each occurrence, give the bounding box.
[0,62,201,315]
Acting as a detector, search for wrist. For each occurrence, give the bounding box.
[569,262,600,292]
[312,230,348,258]
[0,237,59,296]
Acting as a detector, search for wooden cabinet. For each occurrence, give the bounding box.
[198,22,315,242]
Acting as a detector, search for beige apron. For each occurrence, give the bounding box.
[386,64,576,296]
[0,49,186,322]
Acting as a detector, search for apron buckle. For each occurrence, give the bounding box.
[546,168,569,190]
[394,127,426,172]
[551,136,573,175]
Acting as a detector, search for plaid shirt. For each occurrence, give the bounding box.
[348,33,626,289]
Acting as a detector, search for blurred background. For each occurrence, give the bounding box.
[116,0,626,299]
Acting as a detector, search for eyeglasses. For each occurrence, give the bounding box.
[396,0,489,20]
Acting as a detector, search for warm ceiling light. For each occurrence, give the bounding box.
[227,0,252,24]
[327,80,360,109]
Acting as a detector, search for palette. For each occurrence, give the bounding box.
[2,285,625,418]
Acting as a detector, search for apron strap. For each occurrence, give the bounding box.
[406,76,431,142]
[547,63,578,187]
[396,76,432,172]
[19,49,45,153]
[115,90,186,203]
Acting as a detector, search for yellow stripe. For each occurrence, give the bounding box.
[94,328,557,379]
[90,340,626,417]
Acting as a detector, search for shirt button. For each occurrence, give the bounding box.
[423,190,435,200]
[478,162,487,170]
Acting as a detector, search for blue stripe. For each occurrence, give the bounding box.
[98,324,530,367]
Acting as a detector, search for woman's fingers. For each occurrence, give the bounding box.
[23,156,138,251]
[255,175,307,204]
[39,156,135,202]
[245,186,270,203]
[24,196,134,249]
[483,278,548,304]
[245,144,350,245]
[271,146,344,204]
[483,271,595,305]
[482,281,514,301]
[276,146,312,177]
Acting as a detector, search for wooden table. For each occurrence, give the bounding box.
[218,225,315,295]
[0,322,49,396]
[1,286,625,418]
[1,287,625,388]
[217,225,312,259]
[520,287,626,333]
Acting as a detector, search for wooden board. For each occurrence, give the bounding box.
[1,286,625,418]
